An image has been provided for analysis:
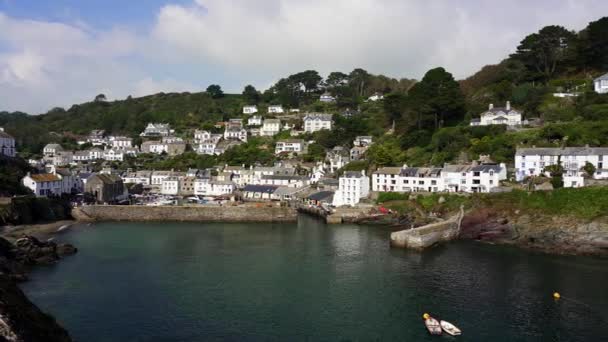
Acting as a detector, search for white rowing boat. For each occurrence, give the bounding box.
[424,317,442,335]
[440,320,462,336]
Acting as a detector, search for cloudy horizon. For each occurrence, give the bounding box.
[0,0,607,114]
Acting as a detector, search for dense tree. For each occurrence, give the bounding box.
[407,67,466,130]
[242,85,260,104]
[94,94,107,102]
[511,25,577,80]
[349,68,371,97]
[579,17,608,70]
[206,84,224,99]
[325,72,349,89]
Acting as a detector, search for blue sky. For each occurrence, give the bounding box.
[0,0,188,30]
[1,0,607,114]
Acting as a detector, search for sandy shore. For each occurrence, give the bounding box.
[0,220,78,241]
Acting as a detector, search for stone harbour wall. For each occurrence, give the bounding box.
[390,206,464,250]
[73,205,298,223]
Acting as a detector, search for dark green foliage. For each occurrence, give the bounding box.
[511,25,577,80]
[8,196,71,225]
[377,192,409,203]
[407,67,466,130]
[0,157,33,196]
[583,162,596,178]
[580,17,608,70]
[242,85,260,104]
[302,143,326,162]
[206,85,224,99]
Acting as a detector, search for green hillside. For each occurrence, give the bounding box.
[1,16,608,168]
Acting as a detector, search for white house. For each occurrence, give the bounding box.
[161,177,181,195]
[261,119,281,136]
[372,163,507,193]
[140,123,174,137]
[304,113,332,133]
[275,139,308,155]
[247,115,263,126]
[122,171,152,185]
[195,140,218,155]
[194,130,212,143]
[326,146,349,173]
[73,151,91,162]
[332,170,370,207]
[594,73,608,94]
[109,136,132,149]
[471,102,523,126]
[268,105,284,114]
[353,136,373,147]
[224,127,248,142]
[367,92,384,101]
[194,180,235,196]
[89,148,104,160]
[319,92,336,103]
[22,173,64,196]
[86,130,106,146]
[515,147,608,185]
[256,175,309,188]
[0,128,16,157]
[243,105,258,114]
[43,144,63,157]
[141,141,186,156]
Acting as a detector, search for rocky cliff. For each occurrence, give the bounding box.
[0,235,77,341]
[460,208,608,256]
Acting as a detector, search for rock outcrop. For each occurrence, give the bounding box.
[460,208,608,256]
[0,235,76,341]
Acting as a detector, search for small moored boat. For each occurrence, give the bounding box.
[423,314,442,335]
[440,320,462,336]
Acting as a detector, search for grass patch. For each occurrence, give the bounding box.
[475,187,608,220]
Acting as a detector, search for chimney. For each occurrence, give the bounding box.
[489,103,494,110]
[506,101,511,111]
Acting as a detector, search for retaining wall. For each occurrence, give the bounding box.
[73,205,298,223]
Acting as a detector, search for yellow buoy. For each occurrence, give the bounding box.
[553,292,561,300]
[423,313,430,320]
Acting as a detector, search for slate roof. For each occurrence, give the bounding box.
[373,167,402,175]
[470,164,503,173]
[594,72,608,81]
[516,147,608,156]
[307,191,335,201]
[304,113,333,121]
[243,185,279,193]
[343,171,365,178]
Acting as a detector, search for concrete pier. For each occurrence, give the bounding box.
[390,206,464,250]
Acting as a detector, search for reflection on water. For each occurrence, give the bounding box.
[21,215,608,341]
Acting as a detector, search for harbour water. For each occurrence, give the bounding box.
[21,216,608,341]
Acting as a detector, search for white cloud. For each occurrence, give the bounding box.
[1,1,608,113]
[153,0,608,81]
[133,77,199,97]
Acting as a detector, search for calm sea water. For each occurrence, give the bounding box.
[21,216,608,341]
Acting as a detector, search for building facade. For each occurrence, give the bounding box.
[304,113,333,133]
[471,102,523,126]
[594,73,608,94]
[333,170,370,207]
[0,128,16,157]
[515,147,608,185]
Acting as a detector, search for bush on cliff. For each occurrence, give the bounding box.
[7,196,72,225]
[475,187,608,220]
